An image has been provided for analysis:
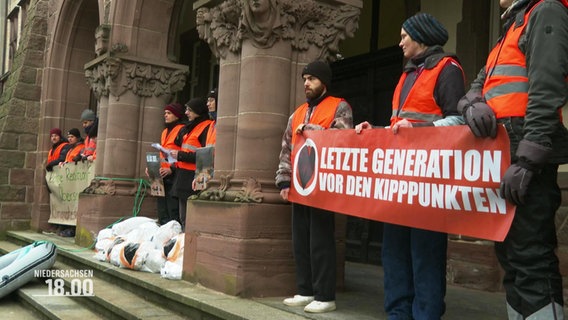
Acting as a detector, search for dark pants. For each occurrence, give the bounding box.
[494,164,563,317]
[156,178,179,225]
[382,224,447,320]
[292,203,336,302]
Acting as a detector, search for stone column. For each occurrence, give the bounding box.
[187,0,362,297]
[79,49,189,246]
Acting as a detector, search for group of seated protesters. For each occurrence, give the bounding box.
[44,109,98,237]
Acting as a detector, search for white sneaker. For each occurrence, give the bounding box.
[304,300,336,313]
[283,295,315,306]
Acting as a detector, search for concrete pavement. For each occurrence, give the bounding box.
[256,261,508,319]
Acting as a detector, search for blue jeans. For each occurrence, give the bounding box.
[382,224,447,320]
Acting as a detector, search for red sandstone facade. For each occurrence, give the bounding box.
[0,0,567,300]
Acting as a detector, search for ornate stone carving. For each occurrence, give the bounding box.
[95,24,110,56]
[84,179,116,195]
[85,55,189,99]
[239,0,283,48]
[234,177,263,203]
[195,173,233,201]
[195,0,360,61]
[196,1,241,59]
[193,174,263,203]
[83,178,140,196]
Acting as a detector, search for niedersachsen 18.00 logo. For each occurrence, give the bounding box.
[293,138,318,196]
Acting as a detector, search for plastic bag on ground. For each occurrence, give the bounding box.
[151,220,182,249]
[160,261,182,280]
[111,216,157,236]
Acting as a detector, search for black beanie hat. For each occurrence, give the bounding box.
[402,13,449,46]
[185,97,209,116]
[301,60,332,88]
[207,88,217,101]
[68,128,82,138]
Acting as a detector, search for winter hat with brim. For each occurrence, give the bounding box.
[301,60,332,88]
[80,109,96,121]
[402,13,449,46]
[164,102,185,119]
[185,98,209,116]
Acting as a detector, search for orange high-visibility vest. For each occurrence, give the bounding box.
[176,120,213,171]
[82,136,96,159]
[47,142,69,163]
[160,124,184,169]
[65,142,85,162]
[205,121,216,147]
[291,96,343,147]
[391,57,462,126]
[481,4,541,118]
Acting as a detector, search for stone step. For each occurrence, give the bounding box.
[18,281,106,320]
[0,293,42,319]
[2,230,309,320]
[50,259,187,320]
[0,239,190,320]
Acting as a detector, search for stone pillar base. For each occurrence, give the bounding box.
[75,193,157,247]
[184,200,346,298]
[184,201,295,297]
[447,237,502,291]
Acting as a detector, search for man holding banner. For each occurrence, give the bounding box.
[356,13,465,320]
[276,60,353,313]
[458,0,568,318]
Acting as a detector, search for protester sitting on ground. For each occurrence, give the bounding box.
[44,127,76,237]
[46,128,70,172]
[61,128,85,165]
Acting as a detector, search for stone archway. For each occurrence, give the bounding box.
[32,0,99,231]
[75,0,190,245]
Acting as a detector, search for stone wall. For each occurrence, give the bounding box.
[0,0,49,234]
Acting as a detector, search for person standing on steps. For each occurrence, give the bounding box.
[276,60,353,314]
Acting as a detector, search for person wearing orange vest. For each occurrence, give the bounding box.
[150,102,186,225]
[205,88,217,147]
[356,13,465,319]
[276,60,353,313]
[170,98,213,230]
[46,128,71,171]
[75,109,97,162]
[458,1,568,318]
[193,89,218,191]
[62,128,84,164]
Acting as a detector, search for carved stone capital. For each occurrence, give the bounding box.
[84,54,189,100]
[83,178,141,196]
[194,174,265,203]
[195,0,361,61]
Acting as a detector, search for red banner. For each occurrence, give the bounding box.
[289,125,514,241]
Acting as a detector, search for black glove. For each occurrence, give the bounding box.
[500,140,551,205]
[461,101,497,138]
[457,90,483,114]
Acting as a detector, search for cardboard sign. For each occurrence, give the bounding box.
[46,161,95,226]
[146,152,165,197]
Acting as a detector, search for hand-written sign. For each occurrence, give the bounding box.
[46,161,95,226]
